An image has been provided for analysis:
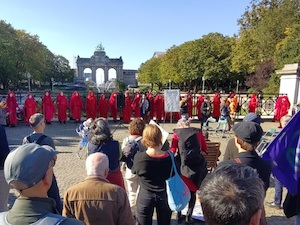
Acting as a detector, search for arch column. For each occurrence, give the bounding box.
[116,66,123,81]
[91,66,97,83]
[104,66,109,83]
[77,66,84,80]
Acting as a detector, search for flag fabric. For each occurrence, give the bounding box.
[261,111,300,195]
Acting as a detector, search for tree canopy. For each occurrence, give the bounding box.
[0,20,74,90]
[138,0,300,93]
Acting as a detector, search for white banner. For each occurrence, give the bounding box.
[164,89,180,112]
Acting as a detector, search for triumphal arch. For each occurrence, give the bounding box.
[76,44,123,83]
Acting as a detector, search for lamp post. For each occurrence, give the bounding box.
[169,79,171,90]
[27,72,31,92]
[202,76,206,93]
[236,80,239,93]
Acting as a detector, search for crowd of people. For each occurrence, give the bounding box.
[0,90,292,131]
[0,87,299,225]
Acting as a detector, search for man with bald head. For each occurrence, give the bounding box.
[63,153,134,225]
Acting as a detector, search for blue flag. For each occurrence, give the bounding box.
[261,111,300,195]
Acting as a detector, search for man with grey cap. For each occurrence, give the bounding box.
[22,113,62,213]
[219,121,272,225]
[223,113,263,160]
[0,143,83,225]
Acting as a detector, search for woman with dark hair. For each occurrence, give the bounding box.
[132,124,173,225]
[88,118,125,189]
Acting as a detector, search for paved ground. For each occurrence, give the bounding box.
[5,117,296,225]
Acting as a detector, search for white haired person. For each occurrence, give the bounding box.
[63,153,134,225]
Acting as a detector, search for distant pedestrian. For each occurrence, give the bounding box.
[23,94,37,125]
[86,90,97,120]
[56,91,68,124]
[42,91,54,124]
[6,91,18,127]
[70,91,83,122]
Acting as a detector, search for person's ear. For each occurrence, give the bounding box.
[235,136,242,148]
[104,168,109,178]
[249,209,262,225]
[42,167,54,188]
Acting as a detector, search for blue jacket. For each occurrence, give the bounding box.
[0,125,9,170]
[88,139,120,172]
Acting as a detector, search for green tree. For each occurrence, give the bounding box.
[0,20,20,89]
[138,56,164,90]
[275,23,300,68]
[51,55,73,83]
[233,0,300,75]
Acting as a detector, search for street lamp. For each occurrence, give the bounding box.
[236,80,240,93]
[27,72,31,92]
[169,79,171,90]
[202,76,206,93]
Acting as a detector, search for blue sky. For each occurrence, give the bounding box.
[0,1,250,70]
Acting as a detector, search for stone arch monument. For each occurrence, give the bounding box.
[76,44,123,83]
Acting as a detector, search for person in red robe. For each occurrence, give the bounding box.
[85,90,97,120]
[186,92,193,118]
[6,91,18,127]
[56,91,68,124]
[123,91,132,123]
[154,92,163,123]
[147,91,155,120]
[131,92,141,118]
[23,93,37,125]
[109,91,118,122]
[196,94,205,121]
[248,93,258,113]
[98,93,108,118]
[42,91,54,124]
[70,91,83,122]
[212,92,221,120]
[274,95,290,128]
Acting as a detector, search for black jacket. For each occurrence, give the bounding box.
[219,151,272,191]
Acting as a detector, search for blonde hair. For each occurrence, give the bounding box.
[142,124,162,148]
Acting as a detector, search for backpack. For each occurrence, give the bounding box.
[0,212,66,225]
[121,137,142,169]
[26,134,47,145]
[175,128,203,167]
